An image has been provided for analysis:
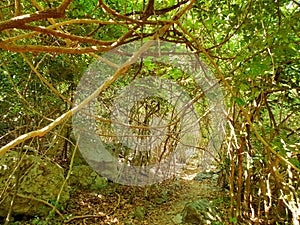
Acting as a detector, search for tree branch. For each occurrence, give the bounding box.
[0,43,111,54]
[58,0,73,13]
[0,0,73,32]
[0,8,64,32]
[141,0,154,19]
[21,24,115,45]
[126,0,189,17]
[14,0,21,16]
[154,0,189,15]
[0,3,14,9]
[98,0,139,23]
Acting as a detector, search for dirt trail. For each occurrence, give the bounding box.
[145,178,227,225]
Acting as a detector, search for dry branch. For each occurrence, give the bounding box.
[0,9,64,32]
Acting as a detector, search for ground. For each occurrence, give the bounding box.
[62,172,229,225]
[5,162,231,225]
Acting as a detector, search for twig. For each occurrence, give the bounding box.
[50,139,79,216]
[108,192,121,215]
[20,53,72,105]
[64,213,106,223]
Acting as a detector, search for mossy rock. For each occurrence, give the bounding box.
[182,199,221,224]
[0,151,69,217]
[69,165,108,189]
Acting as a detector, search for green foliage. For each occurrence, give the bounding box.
[69,0,98,18]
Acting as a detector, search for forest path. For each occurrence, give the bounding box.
[145,175,227,225]
[65,166,229,225]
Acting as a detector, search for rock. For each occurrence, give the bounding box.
[172,213,183,224]
[69,165,108,189]
[91,172,108,190]
[0,151,69,217]
[194,171,220,185]
[194,171,215,181]
[134,206,146,220]
[181,199,221,224]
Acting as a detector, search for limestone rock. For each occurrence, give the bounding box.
[0,151,69,217]
[69,165,108,189]
[134,206,146,220]
[194,171,216,181]
[172,213,183,224]
[194,171,219,185]
[182,199,221,224]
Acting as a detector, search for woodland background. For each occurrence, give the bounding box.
[0,0,299,224]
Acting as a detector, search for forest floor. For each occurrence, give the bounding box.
[63,167,231,225]
[6,161,231,225]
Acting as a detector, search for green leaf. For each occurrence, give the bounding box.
[229,217,237,223]
[234,97,246,106]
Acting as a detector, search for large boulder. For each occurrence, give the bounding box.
[182,199,221,224]
[0,151,69,217]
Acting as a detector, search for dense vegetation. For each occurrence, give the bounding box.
[0,0,299,224]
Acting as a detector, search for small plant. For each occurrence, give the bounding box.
[229,217,237,223]
[31,216,47,225]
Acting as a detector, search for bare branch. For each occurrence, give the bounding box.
[0,0,73,32]
[141,0,154,19]
[21,24,115,45]
[155,0,189,15]
[58,0,73,13]
[98,0,140,23]
[0,8,64,32]
[21,53,72,105]
[0,43,111,54]
[125,0,189,17]
[30,0,43,11]
[14,0,21,16]
[0,3,14,9]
